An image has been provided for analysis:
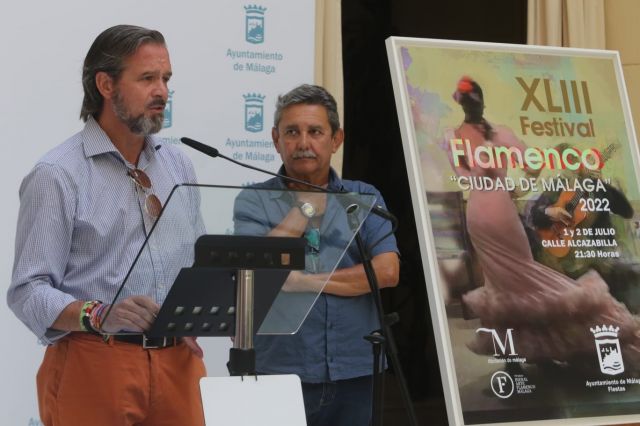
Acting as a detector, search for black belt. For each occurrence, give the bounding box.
[112,334,177,349]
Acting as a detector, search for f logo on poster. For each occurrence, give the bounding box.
[490,371,514,399]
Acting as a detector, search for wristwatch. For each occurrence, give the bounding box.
[298,202,316,218]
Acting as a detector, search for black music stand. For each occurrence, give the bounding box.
[147,235,305,375]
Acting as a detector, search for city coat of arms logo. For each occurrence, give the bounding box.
[243,93,265,132]
[590,325,625,375]
[244,5,266,44]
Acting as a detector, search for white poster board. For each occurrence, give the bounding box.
[387,36,640,425]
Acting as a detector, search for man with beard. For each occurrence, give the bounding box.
[8,25,205,426]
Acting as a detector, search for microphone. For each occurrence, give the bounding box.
[180,137,220,158]
[181,137,325,192]
[179,137,397,225]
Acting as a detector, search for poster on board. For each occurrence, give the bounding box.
[387,37,640,425]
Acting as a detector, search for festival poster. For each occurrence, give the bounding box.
[386,37,640,425]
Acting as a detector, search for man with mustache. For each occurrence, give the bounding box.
[8,25,205,425]
[234,84,400,426]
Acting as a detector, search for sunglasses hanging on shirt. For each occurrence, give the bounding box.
[127,168,163,219]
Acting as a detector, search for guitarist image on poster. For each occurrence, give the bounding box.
[529,142,637,308]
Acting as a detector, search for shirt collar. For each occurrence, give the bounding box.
[326,168,344,191]
[269,165,345,199]
[82,116,163,165]
[270,166,344,199]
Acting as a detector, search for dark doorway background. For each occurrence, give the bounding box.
[341,1,527,424]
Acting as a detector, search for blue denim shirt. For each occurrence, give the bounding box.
[233,168,398,383]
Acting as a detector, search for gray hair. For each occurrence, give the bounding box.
[80,25,166,122]
[273,84,340,134]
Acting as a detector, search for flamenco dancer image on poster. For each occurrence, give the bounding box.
[442,75,640,371]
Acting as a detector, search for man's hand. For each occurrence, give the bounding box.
[544,206,573,226]
[101,295,160,333]
[281,271,323,293]
[296,191,327,216]
[269,190,327,238]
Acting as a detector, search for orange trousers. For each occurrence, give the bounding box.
[37,333,206,426]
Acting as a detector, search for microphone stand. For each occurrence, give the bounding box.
[181,137,417,426]
[346,212,418,426]
[180,137,396,223]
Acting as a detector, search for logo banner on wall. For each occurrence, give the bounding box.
[1,1,315,424]
[157,1,315,190]
[387,37,640,425]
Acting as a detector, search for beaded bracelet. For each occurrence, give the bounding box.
[79,300,102,333]
[90,303,109,332]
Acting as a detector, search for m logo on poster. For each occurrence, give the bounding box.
[591,325,625,375]
[245,5,266,44]
[476,328,518,357]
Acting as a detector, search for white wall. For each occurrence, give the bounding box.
[0,1,315,424]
